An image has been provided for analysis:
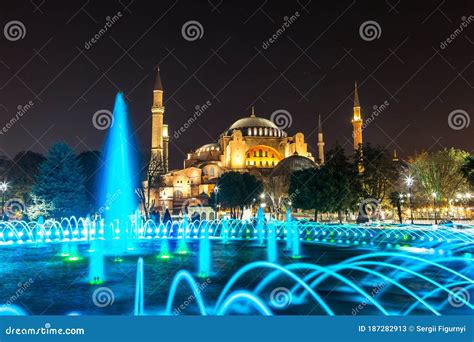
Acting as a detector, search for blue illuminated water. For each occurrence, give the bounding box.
[99,92,138,243]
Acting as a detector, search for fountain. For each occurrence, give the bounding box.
[158,237,171,259]
[98,92,138,252]
[285,209,292,250]
[221,218,229,244]
[256,207,265,246]
[198,220,211,278]
[176,215,189,254]
[134,257,144,315]
[291,219,300,258]
[267,221,277,263]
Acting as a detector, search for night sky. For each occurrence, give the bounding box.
[0,0,473,169]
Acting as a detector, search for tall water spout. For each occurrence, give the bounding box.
[221,218,229,244]
[291,220,300,258]
[256,207,265,246]
[98,93,138,250]
[177,214,189,254]
[267,221,277,263]
[158,237,171,259]
[134,257,144,315]
[285,208,292,250]
[198,221,211,278]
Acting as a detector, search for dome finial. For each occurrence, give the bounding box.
[251,106,256,117]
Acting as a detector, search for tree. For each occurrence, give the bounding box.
[357,144,399,202]
[77,150,102,211]
[325,143,361,223]
[33,142,89,218]
[135,153,167,220]
[7,151,45,205]
[389,191,403,224]
[409,148,470,204]
[289,167,333,221]
[461,155,474,187]
[25,194,55,221]
[216,171,262,217]
[147,153,166,208]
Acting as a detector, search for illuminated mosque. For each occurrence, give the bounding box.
[146,68,363,212]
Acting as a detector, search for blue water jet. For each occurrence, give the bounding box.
[285,209,292,250]
[291,219,300,258]
[177,215,189,254]
[221,218,229,244]
[198,221,211,277]
[98,92,138,249]
[134,257,144,315]
[256,207,265,246]
[267,221,277,263]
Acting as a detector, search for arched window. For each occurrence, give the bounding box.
[259,128,263,136]
[209,167,215,177]
[174,190,184,199]
[247,128,252,135]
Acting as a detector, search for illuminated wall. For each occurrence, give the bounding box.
[245,145,282,168]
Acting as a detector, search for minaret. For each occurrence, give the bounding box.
[162,124,169,173]
[352,81,363,150]
[392,149,399,162]
[151,66,167,172]
[317,114,325,165]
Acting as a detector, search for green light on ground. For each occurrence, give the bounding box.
[291,255,302,259]
[89,280,104,285]
[60,253,70,257]
[67,256,80,262]
[177,249,190,255]
[114,257,124,263]
[158,254,171,259]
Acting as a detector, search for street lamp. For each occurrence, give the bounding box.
[0,182,7,217]
[432,192,438,225]
[404,175,415,224]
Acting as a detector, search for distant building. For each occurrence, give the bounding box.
[146,68,363,212]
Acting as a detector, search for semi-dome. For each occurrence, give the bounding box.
[224,110,287,137]
[270,154,317,177]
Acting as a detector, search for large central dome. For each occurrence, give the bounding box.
[224,110,287,137]
[229,116,279,130]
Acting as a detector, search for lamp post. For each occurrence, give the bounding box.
[0,181,7,217]
[432,192,438,225]
[213,186,219,220]
[404,175,414,224]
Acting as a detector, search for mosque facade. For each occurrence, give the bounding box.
[146,69,363,212]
